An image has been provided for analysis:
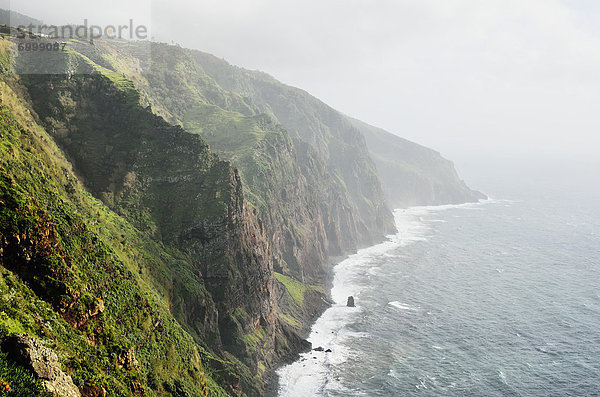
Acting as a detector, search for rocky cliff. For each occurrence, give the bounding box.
[1,34,291,395]
[65,40,396,284]
[0,74,224,395]
[185,51,484,209]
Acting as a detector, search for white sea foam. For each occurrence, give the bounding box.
[277,201,491,396]
[388,301,419,311]
[365,266,381,276]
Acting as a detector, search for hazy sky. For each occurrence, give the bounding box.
[9,0,600,161]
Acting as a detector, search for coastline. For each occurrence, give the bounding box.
[272,211,406,396]
[273,199,491,396]
[263,253,356,397]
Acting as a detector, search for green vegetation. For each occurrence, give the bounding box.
[0,38,12,74]
[278,313,300,328]
[241,328,266,355]
[183,105,265,159]
[98,69,140,104]
[0,82,223,395]
[274,273,309,307]
[0,351,49,396]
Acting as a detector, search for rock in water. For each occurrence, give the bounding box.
[1,335,81,397]
[347,296,355,307]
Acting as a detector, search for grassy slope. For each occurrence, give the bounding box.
[0,38,247,396]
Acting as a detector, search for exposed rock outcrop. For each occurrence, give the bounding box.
[1,335,81,397]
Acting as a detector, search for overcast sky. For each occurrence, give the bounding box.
[9,0,600,163]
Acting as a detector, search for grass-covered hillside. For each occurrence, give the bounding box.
[0,33,299,396]
[0,76,224,395]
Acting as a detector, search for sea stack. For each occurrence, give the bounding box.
[347,296,355,307]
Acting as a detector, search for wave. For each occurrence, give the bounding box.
[365,266,381,276]
[393,197,502,214]
[388,301,419,311]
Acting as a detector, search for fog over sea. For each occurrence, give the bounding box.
[277,158,600,396]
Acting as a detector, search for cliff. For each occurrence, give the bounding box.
[0,75,227,395]
[1,34,290,395]
[183,52,484,209]
[66,40,396,276]
[0,20,483,396]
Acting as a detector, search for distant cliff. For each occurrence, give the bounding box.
[348,118,486,208]
[178,50,484,210]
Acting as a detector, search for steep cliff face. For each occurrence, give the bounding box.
[69,41,395,285]
[189,50,396,244]
[187,51,485,210]
[53,38,483,364]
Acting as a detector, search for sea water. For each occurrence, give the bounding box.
[277,160,600,396]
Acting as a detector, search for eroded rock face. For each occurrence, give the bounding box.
[1,335,81,397]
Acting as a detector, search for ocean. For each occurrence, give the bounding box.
[277,159,600,396]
